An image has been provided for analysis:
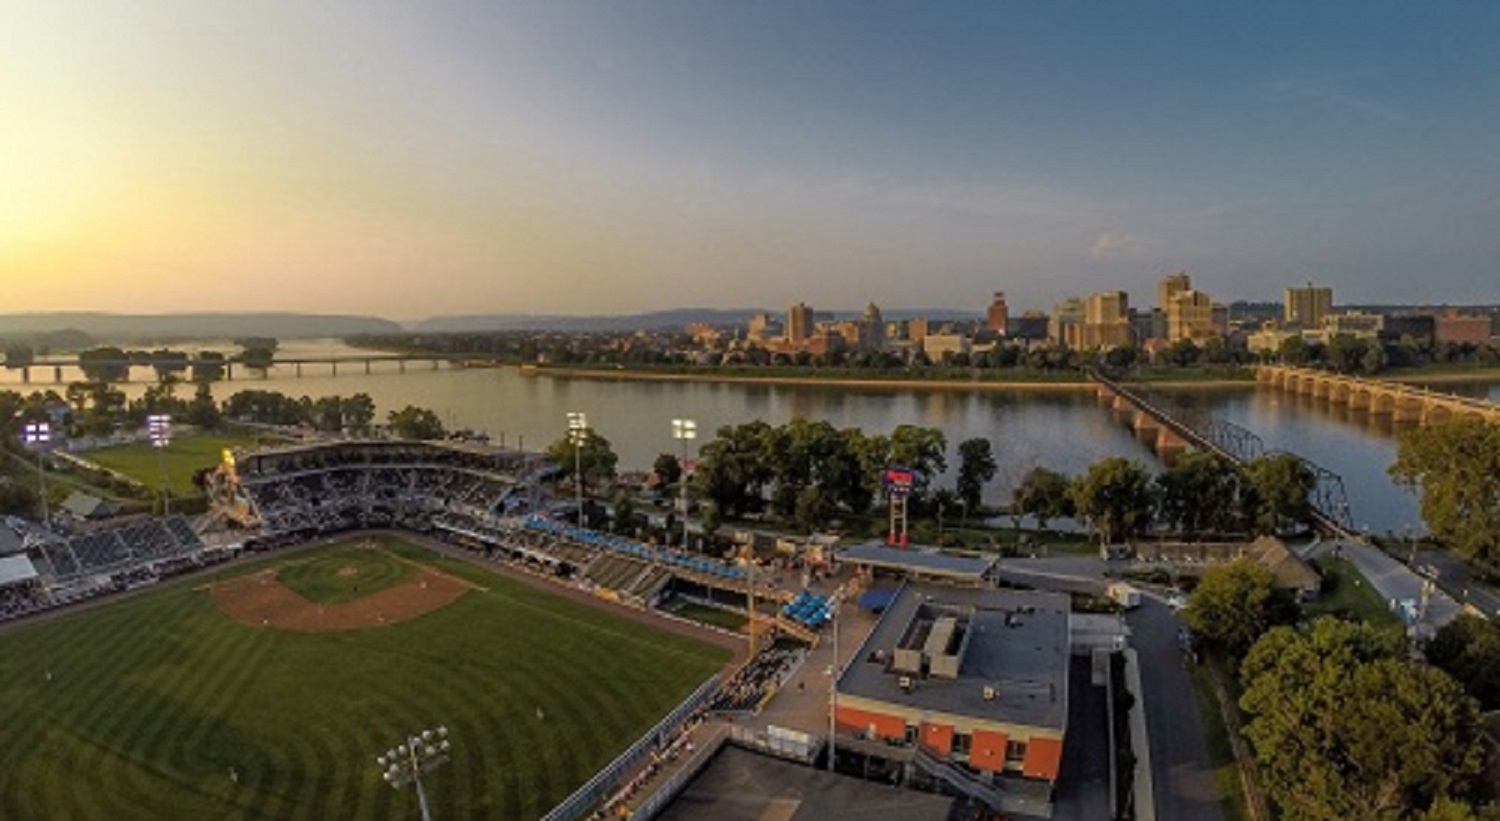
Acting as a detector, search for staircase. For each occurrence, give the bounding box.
[913,747,1006,810]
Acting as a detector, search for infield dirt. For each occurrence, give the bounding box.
[209,563,476,632]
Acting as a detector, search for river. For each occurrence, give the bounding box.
[7,339,1497,534]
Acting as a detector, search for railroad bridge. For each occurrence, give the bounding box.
[1256,366,1500,426]
[1089,369,1353,532]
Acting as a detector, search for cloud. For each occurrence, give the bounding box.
[1267,74,1405,123]
[1089,231,1146,259]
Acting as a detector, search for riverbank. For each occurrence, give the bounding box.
[525,365,1257,392]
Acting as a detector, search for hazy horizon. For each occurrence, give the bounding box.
[4,2,1498,318]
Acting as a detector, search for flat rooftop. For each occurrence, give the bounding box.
[839,543,996,580]
[837,583,1070,731]
[657,746,954,821]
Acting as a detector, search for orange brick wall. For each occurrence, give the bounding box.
[835,705,907,741]
[1023,736,1064,782]
[920,722,953,756]
[969,729,1008,773]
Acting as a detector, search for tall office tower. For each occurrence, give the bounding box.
[1284,283,1333,327]
[1158,272,1192,313]
[986,292,1010,335]
[1167,289,1214,341]
[787,302,815,342]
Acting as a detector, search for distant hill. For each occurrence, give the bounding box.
[0,313,403,342]
[410,307,982,333]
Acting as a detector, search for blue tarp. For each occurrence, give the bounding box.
[858,588,900,612]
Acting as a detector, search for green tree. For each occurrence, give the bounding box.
[1390,420,1500,571]
[0,480,39,517]
[1240,618,1484,820]
[691,421,775,519]
[78,347,130,382]
[191,351,227,383]
[546,429,618,488]
[794,485,832,534]
[1278,334,1312,366]
[387,406,446,440]
[1069,457,1155,543]
[610,492,637,534]
[955,438,997,516]
[1183,560,1298,656]
[1155,452,1246,535]
[342,393,376,433]
[1425,614,1500,711]
[652,452,682,488]
[1012,466,1074,530]
[183,383,221,429]
[1244,453,1316,534]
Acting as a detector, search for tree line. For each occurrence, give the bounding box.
[1011,451,1318,542]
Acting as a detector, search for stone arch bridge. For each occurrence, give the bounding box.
[1256,366,1500,426]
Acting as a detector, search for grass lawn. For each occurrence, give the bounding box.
[86,432,265,499]
[1308,555,1403,627]
[0,540,729,820]
[1188,662,1251,821]
[276,538,416,604]
[665,600,748,631]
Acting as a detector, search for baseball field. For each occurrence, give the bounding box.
[0,535,731,819]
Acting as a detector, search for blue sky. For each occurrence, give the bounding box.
[1,1,1496,317]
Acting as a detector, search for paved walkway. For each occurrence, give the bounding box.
[1337,541,1461,629]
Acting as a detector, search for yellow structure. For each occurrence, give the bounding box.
[1167,289,1215,341]
[1284,284,1333,327]
[1158,271,1191,312]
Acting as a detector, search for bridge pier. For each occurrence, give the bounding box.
[1348,390,1370,411]
[1392,399,1423,424]
[1155,429,1189,463]
[20,367,28,385]
[399,360,406,374]
[365,360,372,375]
[1095,386,1116,406]
[295,363,302,377]
[331,362,338,377]
[54,366,63,384]
[225,363,234,381]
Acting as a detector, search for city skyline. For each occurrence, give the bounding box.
[3,2,1499,319]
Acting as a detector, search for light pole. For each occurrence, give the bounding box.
[147,414,172,515]
[566,412,588,528]
[21,422,51,524]
[827,586,844,773]
[377,726,450,821]
[672,418,696,550]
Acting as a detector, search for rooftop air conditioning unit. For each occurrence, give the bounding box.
[898,676,914,692]
[982,685,996,701]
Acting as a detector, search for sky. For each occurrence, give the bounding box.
[1,1,1498,320]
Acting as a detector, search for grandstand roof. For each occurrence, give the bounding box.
[0,554,39,588]
[60,492,120,521]
[838,543,996,582]
[837,584,1071,731]
[0,521,23,556]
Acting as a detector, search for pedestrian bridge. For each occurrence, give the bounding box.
[1256,366,1500,426]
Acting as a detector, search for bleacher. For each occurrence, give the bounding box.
[523,516,747,581]
[38,516,207,581]
[781,591,833,628]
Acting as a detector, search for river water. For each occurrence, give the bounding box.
[7,339,1497,534]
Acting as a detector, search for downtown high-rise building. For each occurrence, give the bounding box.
[1158,271,1192,312]
[787,302,815,342]
[986,292,1009,335]
[1284,283,1333,328]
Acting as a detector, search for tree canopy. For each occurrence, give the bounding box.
[1011,466,1074,530]
[1425,614,1500,711]
[1069,457,1155,543]
[1390,420,1500,571]
[546,429,618,488]
[1183,559,1298,656]
[1240,618,1485,820]
[955,437,997,514]
[1244,453,1316,534]
[387,406,446,441]
[1154,451,1247,535]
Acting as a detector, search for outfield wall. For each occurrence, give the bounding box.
[541,675,720,821]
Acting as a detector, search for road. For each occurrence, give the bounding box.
[1126,600,1224,821]
[1338,541,1462,628]
[1412,548,1500,619]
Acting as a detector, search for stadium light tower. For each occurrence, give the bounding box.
[147,414,173,515]
[566,411,588,527]
[671,418,696,550]
[21,422,51,524]
[377,726,450,821]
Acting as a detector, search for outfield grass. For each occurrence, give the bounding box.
[0,541,729,819]
[276,539,415,604]
[85,433,265,499]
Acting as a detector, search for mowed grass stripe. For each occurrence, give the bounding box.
[0,540,727,818]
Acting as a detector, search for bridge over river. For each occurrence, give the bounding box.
[1089,369,1355,534]
[1256,365,1500,426]
[9,353,501,384]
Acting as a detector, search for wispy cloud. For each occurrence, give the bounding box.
[750,171,1130,223]
[1266,72,1405,123]
[1088,231,1147,259]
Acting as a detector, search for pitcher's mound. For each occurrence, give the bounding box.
[211,567,473,632]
